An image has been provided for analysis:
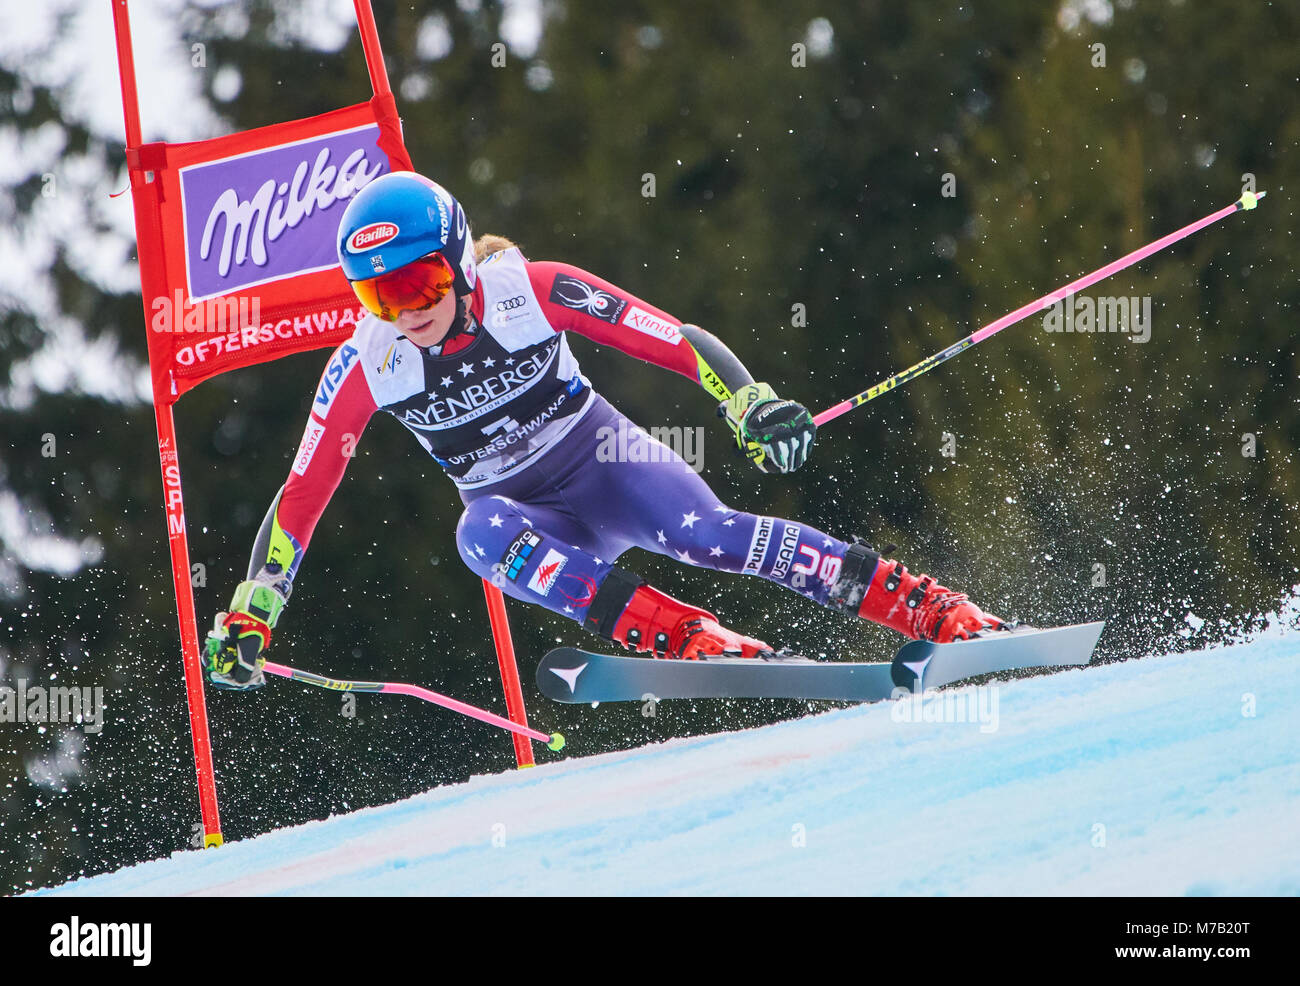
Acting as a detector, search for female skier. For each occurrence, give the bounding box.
[202,172,1002,690]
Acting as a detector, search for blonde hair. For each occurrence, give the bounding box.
[473,234,518,262]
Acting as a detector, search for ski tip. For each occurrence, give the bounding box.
[890,643,935,691]
[1080,619,1107,645]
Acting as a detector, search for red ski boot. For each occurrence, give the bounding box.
[584,569,771,659]
[829,543,1002,642]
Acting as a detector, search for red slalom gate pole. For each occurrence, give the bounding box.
[353,1,538,769]
[154,408,223,847]
[112,0,223,847]
[353,0,392,97]
[482,581,535,767]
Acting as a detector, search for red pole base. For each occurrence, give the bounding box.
[482,581,535,768]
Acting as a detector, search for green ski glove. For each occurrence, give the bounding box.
[202,567,289,691]
[720,383,818,474]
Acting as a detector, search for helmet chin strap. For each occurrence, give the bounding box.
[451,293,480,335]
[422,294,477,355]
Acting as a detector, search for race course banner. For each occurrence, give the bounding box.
[129,98,412,402]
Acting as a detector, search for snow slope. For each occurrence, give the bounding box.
[38,630,1300,896]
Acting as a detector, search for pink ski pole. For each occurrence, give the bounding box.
[262,660,566,751]
[814,190,1266,427]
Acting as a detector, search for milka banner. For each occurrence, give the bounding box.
[133,96,411,401]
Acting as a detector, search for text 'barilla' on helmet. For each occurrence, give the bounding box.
[336,171,477,322]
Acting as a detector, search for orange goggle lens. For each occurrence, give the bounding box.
[351,252,456,321]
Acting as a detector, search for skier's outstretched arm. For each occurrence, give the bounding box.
[527,260,818,473]
[202,341,377,690]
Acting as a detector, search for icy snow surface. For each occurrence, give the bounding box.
[38,630,1300,896]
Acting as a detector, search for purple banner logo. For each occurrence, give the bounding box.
[180,123,390,300]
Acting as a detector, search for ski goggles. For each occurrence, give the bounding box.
[349,251,456,322]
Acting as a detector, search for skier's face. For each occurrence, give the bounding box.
[393,290,459,347]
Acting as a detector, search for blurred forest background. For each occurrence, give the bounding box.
[1,0,1296,893]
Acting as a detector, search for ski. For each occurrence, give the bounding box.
[536,621,1105,704]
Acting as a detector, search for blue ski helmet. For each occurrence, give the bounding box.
[336,171,477,298]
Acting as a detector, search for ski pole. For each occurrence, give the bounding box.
[261,660,566,751]
[813,190,1266,427]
